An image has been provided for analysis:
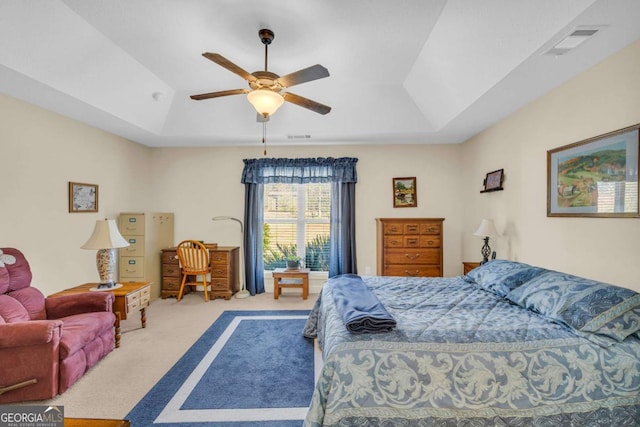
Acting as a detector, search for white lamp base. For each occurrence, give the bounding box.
[96,248,117,287]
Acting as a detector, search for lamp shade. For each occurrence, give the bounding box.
[81,219,129,250]
[247,89,284,117]
[473,219,498,238]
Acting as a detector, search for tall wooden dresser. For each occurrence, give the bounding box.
[376,218,444,277]
[161,245,240,300]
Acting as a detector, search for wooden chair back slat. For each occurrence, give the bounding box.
[176,240,211,302]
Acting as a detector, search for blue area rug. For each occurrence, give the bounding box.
[126,310,316,426]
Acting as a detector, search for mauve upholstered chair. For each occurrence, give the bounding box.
[0,248,116,403]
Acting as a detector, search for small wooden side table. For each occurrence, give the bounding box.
[462,262,481,275]
[49,281,151,348]
[272,268,310,300]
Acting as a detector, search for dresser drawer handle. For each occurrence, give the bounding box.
[214,269,224,274]
[407,239,418,244]
[405,254,420,260]
[404,270,419,276]
[427,240,434,245]
[167,268,176,274]
[390,227,398,232]
[391,240,399,244]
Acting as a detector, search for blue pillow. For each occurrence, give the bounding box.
[507,271,640,342]
[465,259,546,297]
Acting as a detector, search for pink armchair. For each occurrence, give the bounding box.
[0,248,116,403]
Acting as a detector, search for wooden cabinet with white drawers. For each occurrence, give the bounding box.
[376,218,444,277]
[125,284,151,316]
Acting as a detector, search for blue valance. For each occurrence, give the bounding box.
[241,157,358,184]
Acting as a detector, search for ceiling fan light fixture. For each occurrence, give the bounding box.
[247,89,284,117]
[190,29,330,117]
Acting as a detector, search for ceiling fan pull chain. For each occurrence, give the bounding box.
[262,120,267,155]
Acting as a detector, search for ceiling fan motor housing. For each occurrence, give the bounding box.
[250,71,281,91]
[259,29,275,45]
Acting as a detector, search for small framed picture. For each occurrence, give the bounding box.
[69,182,98,213]
[482,169,504,193]
[393,177,417,208]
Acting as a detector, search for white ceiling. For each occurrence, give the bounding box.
[1,0,639,148]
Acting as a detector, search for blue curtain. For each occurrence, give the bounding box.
[329,181,357,277]
[243,183,264,295]
[241,157,358,293]
[241,157,358,184]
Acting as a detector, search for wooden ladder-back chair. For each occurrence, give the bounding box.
[176,240,211,302]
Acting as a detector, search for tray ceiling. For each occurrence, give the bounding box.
[1,0,639,148]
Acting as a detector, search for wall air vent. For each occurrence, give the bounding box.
[544,26,604,56]
[287,134,311,139]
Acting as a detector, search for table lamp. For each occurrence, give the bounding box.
[473,219,498,264]
[81,219,129,289]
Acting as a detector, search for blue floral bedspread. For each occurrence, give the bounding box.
[304,275,640,426]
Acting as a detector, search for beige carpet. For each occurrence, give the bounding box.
[38,291,317,420]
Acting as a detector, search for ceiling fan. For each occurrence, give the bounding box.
[190,28,331,120]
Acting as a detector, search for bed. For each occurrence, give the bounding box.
[303,260,640,426]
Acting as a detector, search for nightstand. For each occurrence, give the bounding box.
[462,262,481,275]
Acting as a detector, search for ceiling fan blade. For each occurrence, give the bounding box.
[202,53,257,82]
[277,64,329,88]
[190,88,249,101]
[282,92,331,115]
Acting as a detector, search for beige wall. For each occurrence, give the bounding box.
[0,94,152,295]
[3,39,639,296]
[461,40,640,291]
[1,94,463,295]
[149,143,463,292]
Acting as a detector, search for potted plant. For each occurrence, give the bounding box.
[286,255,302,270]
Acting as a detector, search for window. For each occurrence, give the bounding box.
[263,182,330,271]
[241,157,357,293]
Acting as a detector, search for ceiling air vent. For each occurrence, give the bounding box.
[287,134,311,140]
[544,26,604,56]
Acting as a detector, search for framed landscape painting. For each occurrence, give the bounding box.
[547,124,639,217]
[393,177,417,208]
